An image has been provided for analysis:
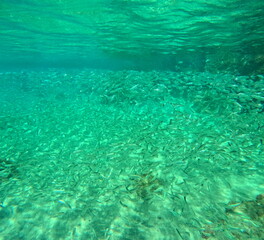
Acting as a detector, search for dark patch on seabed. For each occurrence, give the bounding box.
[0,69,264,240]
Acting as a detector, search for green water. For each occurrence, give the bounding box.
[1,1,264,240]
[1,0,264,72]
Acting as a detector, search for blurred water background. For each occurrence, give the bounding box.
[0,0,264,73]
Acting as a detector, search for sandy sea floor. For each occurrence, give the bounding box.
[0,69,264,240]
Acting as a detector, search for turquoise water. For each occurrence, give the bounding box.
[1,1,264,240]
[0,0,264,72]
